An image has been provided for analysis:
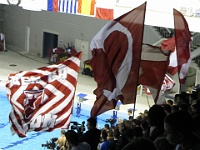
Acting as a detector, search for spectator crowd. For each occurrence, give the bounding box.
[54,89,200,150]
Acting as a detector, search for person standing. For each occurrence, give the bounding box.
[79,117,101,150]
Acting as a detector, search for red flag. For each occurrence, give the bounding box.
[95,0,114,20]
[6,52,82,137]
[90,2,146,117]
[173,9,192,84]
[139,44,170,103]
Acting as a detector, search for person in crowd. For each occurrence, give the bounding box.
[79,117,101,150]
[179,103,189,111]
[154,137,175,150]
[174,94,182,106]
[123,120,132,129]
[128,116,133,122]
[104,124,110,132]
[55,129,67,149]
[171,105,179,113]
[65,130,91,150]
[124,128,134,142]
[167,99,174,106]
[113,128,120,150]
[132,126,143,139]
[140,120,149,136]
[99,130,110,150]
[190,99,200,133]
[164,110,200,150]
[145,105,166,141]
[162,104,171,115]
[117,122,129,150]
[122,137,156,150]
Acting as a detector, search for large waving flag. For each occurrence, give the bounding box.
[173,9,192,85]
[139,44,170,103]
[90,2,146,117]
[78,0,95,15]
[95,0,115,20]
[6,52,82,137]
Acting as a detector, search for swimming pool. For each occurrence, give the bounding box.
[0,86,126,150]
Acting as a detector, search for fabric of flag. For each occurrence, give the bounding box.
[6,52,82,137]
[173,9,192,84]
[139,44,170,103]
[78,0,95,15]
[161,37,177,76]
[95,0,114,20]
[161,74,175,92]
[58,0,77,14]
[90,2,146,117]
[144,74,175,94]
[144,74,175,104]
[48,0,59,12]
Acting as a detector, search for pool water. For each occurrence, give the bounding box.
[0,86,126,150]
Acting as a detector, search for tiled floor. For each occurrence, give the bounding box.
[0,49,156,118]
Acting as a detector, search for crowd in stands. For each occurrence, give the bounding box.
[55,88,200,150]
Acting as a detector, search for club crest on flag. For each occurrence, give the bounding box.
[6,52,82,137]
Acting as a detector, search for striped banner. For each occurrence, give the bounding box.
[59,0,78,14]
[6,52,82,137]
[48,0,77,14]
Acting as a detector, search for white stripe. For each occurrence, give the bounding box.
[29,76,75,122]
[60,114,72,128]
[55,105,72,125]
[95,0,115,9]
[10,109,26,136]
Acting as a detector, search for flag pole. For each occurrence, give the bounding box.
[132,101,136,119]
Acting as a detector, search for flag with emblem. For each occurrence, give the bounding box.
[6,52,82,137]
[90,2,146,117]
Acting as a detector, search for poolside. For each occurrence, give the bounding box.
[0,85,128,150]
[0,50,155,149]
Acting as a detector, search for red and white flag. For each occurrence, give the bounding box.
[139,44,170,103]
[173,9,192,85]
[90,2,146,117]
[6,52,82,137]
[161,37,178,76]
[95,0,114,20]
[144,74,175,94]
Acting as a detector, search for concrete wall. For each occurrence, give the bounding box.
[1,4,162,58]
[0,4,3,33]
